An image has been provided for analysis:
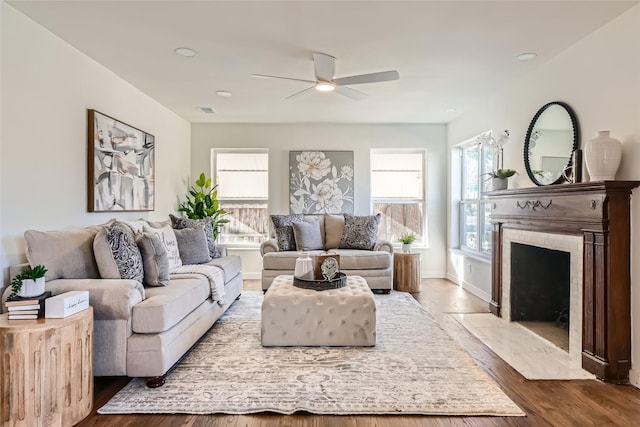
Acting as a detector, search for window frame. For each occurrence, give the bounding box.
[370,148,428,248]
[458,132,494,257]
[211,148,269,248]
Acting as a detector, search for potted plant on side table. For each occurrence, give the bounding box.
[8,265,48,299]
[399,232,417,253]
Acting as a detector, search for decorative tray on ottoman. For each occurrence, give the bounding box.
[293,272,347,291]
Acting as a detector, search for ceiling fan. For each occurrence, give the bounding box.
[252,52,399,100]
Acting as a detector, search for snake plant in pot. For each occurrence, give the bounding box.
[177,172,229,240]
[8,264,48,299]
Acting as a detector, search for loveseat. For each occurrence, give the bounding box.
[2,217,242,387]
[261,213,393,292]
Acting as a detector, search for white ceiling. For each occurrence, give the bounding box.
[7,1,638,124]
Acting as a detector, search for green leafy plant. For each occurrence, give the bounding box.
[488,168,517,179]
[399,232,417,244]
[177,172,229,240]
[8,265,48,299]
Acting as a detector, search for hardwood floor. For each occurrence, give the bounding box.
[76,279,640,427]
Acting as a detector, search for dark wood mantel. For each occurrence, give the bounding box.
[487,181,640,383]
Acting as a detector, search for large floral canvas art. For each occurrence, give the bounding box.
[88,109,155,212]
[289,151,354,214]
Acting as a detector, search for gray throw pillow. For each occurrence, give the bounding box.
[338,213,382,250]
[293,220,324,251]
[169,214,219,259]
[93,222,144,283]
[142,223,182,271]
[271,214,304,251]
[174,224,211,265]
[135,232,170,287]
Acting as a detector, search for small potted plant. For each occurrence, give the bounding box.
[399,232,416,253]
[8,265,48,299]
[489,168,517,190]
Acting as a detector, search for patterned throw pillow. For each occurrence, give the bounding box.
[143,223,182,271]
[93,222,144,282]
[170,214,219,259]
[338,213,382,250]
[135,232,170,287]
[271,214,304,251]
[173,224,211,265]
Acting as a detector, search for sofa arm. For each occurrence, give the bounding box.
[44,278,145,321]
[374,239,394,254]
[260,239,280,256]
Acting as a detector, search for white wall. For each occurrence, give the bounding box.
[448,5,640,388]
[191,123,448,279]
[0,4,192,288]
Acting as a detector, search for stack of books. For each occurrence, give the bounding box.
[5,291,51,320]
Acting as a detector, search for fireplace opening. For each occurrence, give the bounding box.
[510,242,570,350]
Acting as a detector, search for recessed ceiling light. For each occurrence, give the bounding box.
[199,107,215,114]
[175,47,197,57]
[446,108,456,113]
[216,91,232,98]
[517,52,537,61]
[315,82,335,92]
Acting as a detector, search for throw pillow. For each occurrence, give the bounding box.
[324,213,345,249]
[174,224,211,265]
[93,222,144,282]
[135,232,170,287]
[338,213,382,250]
[292,220,324,251]
[271,214,304,251]
[142,223,182,271]
[24,226,101,280]
[169,214,219,258]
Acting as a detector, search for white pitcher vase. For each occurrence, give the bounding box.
[584,131,622,181]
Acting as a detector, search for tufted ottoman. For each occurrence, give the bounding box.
[261,275,376,346]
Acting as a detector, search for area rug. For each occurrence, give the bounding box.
[99,291,524,416]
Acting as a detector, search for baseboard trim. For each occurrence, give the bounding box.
[629,368,640,390]
[459,279,491,303]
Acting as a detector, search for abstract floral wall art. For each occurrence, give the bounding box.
[289,151,354,214]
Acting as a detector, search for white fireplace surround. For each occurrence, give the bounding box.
[501,229,583,366]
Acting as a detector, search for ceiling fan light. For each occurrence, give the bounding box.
[315,82,335,92]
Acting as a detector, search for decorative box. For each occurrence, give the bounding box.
[45,291,89,318]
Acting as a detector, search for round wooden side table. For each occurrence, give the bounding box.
[0,307,93,427]
[393,252,422,292]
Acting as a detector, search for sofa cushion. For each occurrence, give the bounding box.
[271,214,304,251]
[135,232,170,287]
[24,227,101,281]
[143,223,182,271]
[170,214,219,259]
[292,220,323,251]
[131,275,210,333]
[205,255,242,282]
[339,213,381,250]
[324,214,345,249]
[262,249,391,271]
[94,222,144,282]
[174,224,211,265]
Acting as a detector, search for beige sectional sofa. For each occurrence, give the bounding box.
[261,213,393,292]
[2,220,242,387]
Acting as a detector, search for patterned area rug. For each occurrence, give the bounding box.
[99,291,524,416]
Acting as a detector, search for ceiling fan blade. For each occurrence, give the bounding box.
[313,53,335,82]
[333,70,399,86]
[251,74,315,84]
[285,86,316,100]
[335,85,368,100]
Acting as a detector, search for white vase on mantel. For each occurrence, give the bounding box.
[584,130,622,181]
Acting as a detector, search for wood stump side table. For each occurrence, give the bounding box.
[393,252,422,292]
[0,307,93,427]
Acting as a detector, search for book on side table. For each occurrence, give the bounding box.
[5,291,52,320]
